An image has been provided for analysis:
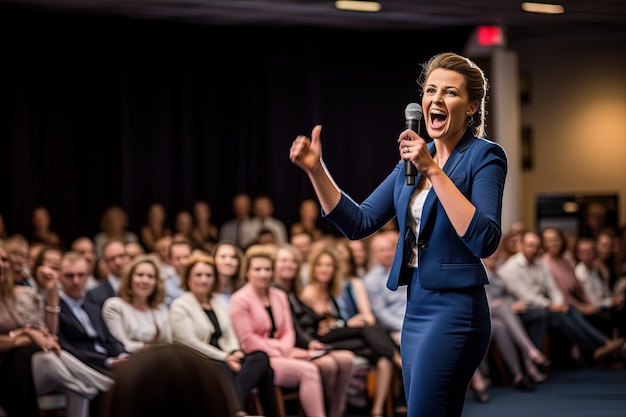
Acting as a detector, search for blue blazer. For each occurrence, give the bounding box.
[325,130,507,291]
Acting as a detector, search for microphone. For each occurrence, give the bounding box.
[404,103,423,186]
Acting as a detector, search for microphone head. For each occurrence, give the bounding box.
[405,103,423,121]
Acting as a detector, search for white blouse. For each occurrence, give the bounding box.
[407,189,430,268]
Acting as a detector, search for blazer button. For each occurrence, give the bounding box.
[417,240,427,249]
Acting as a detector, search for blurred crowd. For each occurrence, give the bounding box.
[1,195,625,416]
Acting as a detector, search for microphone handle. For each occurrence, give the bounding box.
[404,119,420,185]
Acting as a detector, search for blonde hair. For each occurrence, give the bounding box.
[119,254,165,307]
[180,253,218,293]
[242,244,276,281]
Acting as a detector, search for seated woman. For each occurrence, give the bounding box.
[273,243,354,417]
[102,254,172,353]
[212,240,245,306]
[299,245,402,417]
[1,242,113,417]
[169,253,277,417]
[230,245,329,417]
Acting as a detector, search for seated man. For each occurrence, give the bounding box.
[58,251,129,378]
[363,231,405,345]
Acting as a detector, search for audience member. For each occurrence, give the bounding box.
[102,254,172,353]
[5,234,35,287]
[362,231,405,345]
[230,245,328,417]
[290,199,324,241]
[93,205,139,258]
[0,241,44,417]
[219,193,255,249]
[498,231,625,367]
[30,205,62,249]
[24,246,63,333]
[272,243,355,417]
[124,242,145,260]
[71,237,100,291]
[102,343,242,417]
[541,227,612,335]
[57,252,129,378]
[169,253,278,416]
[596,229,621,290]
[85,239,130,312]
[191,200,219,253]
[289,231,314,285]
[163,239,192,307]
[172,210,197,247]
[312,240,402,416]
[575,237,625,338]
[248,195,288,245]
[139,203,171,253]
[346,238,369,278]
[212,240,244,305]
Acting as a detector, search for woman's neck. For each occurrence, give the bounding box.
[132,297,150,311]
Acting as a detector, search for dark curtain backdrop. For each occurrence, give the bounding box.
[0,4,471,244]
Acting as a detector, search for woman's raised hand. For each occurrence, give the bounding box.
[290,125,323,173]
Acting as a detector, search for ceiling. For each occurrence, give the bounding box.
[5,0,626,44]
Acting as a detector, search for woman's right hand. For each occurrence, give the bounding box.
[290,125,323,173]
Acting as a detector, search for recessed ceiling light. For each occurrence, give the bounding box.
[521,2,565,14]
[335,1,382,13]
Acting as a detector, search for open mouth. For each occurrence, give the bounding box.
[430,109,447,128]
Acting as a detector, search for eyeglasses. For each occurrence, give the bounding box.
[8,251,28,259]
[105,253,129,263]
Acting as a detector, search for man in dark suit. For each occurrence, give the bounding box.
[85,239,129,312]
[58,251,129,377]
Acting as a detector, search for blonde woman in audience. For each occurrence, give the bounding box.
[231,245,329,417]
[170,253,278,417]
[300,244,402,417]
[102,254,172,353]
[273,243,355,417]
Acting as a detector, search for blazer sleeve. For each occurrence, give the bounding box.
[324,163,401,240]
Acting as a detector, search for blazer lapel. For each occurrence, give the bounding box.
[419,132,473,234]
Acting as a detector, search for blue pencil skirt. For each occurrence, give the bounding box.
[401,268,491,417]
